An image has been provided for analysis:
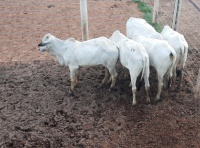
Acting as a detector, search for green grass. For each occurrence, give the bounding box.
[138,1,152,13]
[133,0,163,32]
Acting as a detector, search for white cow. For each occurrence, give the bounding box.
[126,17,163,40]
[132,34,177,101]
[38,33,119,94]
[161,25,188,88]
[110,30,150,106]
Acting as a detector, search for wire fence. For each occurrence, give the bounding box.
[143,0,200,51]
[179,0,200,51]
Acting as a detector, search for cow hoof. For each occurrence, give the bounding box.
[109,87,117,91]
[106,77,112,84]
[132,102,137,106]
[154,97,160,102]
[68,89,75,96]
[132,100,137,106]
[99,84,104,88]
[146,98,151,104]
[129,82,132,87]
[170,86,175,91]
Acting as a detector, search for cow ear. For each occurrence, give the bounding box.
[46,33,53,39]
[47,33,51,36]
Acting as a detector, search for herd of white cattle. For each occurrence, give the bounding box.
[38,17,188,106]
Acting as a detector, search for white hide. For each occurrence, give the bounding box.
[38,33,119,93]
[110,30,150,106]
[161,25,188,87]
[126,17,163,39]
[132,33,177,101]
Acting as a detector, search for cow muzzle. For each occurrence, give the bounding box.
[38,42,48,52]
[38,42,48,47]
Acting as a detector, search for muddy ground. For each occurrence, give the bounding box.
[0,0,200,147]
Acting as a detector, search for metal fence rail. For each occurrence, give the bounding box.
[179,0,200,51]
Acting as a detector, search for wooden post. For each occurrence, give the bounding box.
[172,0,182,31]
[152,0,159,23]
[80,0,89,41]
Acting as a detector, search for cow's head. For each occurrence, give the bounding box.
[38,33,53,52]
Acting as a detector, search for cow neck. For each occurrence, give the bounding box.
[49,38,66,57]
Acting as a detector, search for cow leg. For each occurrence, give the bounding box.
[69,66,78,95]
[106,76,112,84]
[108,68,118,89]
[100,68,109,87]
[144,74,151,103]
[74,67,80,87]
[163,71,173,90]
[130,76,137,106]
[129,67,143,106]
[132,88,137,106]
[171,65,177,91]
[178,69,183,89]
[163,74,169,88]
[155,73,164,101]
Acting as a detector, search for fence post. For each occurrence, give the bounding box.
[152,0,159,23]
[80,0,89,41]
[172,0,182,31]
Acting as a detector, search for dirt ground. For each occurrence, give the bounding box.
[0,0,200,147]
